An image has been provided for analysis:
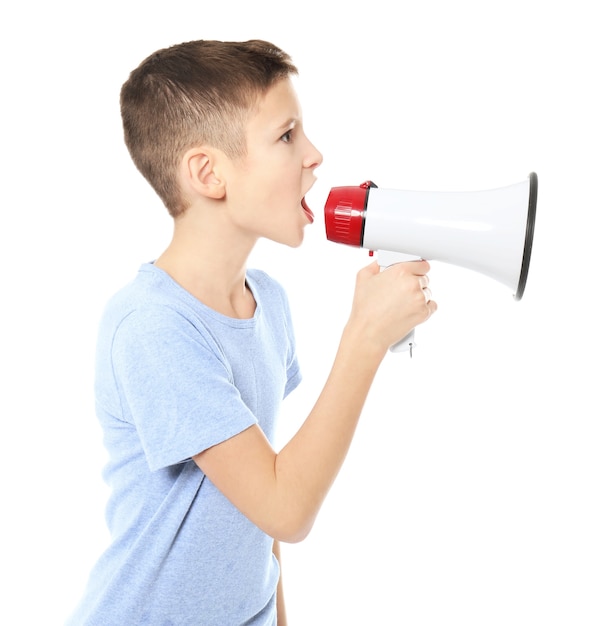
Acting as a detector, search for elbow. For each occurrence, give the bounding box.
[277,523,312,544]
[273,525,312,544]
[266,508,317,544]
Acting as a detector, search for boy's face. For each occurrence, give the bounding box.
[222,78,323,248]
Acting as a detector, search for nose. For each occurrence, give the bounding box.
[303,135,323,170]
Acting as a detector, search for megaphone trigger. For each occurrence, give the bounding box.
[376,250,423,268]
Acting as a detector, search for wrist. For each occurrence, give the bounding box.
[339,320,388,365]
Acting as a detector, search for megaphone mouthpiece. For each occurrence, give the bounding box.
[324,180,375,247]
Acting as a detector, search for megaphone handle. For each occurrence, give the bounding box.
[390,328,416,356]
[376,250,423,356]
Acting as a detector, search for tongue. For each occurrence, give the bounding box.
[302,198,314,222]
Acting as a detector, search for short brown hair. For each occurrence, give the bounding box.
[120,40,298,217]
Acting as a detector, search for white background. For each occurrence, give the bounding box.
[2,1,613,624]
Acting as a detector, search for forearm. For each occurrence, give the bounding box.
[273,540,287,626]
[197,322,385,543]
[274,323,385,540]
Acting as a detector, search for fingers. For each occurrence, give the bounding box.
[404,263,437,320]
[418,273,432,304]
[363,260,434,303]
[383,261,437,320]
[351,258,437,352]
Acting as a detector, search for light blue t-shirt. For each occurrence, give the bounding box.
[67,263,302,626]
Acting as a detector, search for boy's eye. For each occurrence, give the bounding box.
[280,129,293,143]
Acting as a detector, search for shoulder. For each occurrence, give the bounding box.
[103,263,203,320]
[99,264,225,356]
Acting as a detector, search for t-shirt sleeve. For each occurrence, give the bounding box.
[110,306,258,472]
[275,279,302,399]
[283,319,301,399]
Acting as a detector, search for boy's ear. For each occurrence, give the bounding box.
[182,147,226,200]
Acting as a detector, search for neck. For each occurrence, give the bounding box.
[154,211,258,319]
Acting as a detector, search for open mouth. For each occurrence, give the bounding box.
[301,197,314,223]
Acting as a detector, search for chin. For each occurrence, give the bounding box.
[276,229,306,249]
[285,234,305,249]
[265,220,309,249]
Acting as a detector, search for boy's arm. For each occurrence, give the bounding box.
[194,260,435,543]
[273,540,287,626]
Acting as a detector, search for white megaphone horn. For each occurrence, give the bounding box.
[324,172,538,355]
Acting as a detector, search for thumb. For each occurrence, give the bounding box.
[362,260,381,276]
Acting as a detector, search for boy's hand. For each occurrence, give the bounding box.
[346,260,437,355]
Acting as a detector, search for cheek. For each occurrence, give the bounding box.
[258,171,298,212]
[229,158,301,229]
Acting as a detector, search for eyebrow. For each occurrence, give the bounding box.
[276,118,297,132]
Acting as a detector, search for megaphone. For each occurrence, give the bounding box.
[324,172,538,354]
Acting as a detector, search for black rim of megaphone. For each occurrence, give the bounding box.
[515,172,538,300]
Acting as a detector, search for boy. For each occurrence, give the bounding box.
[67,39,436,625]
